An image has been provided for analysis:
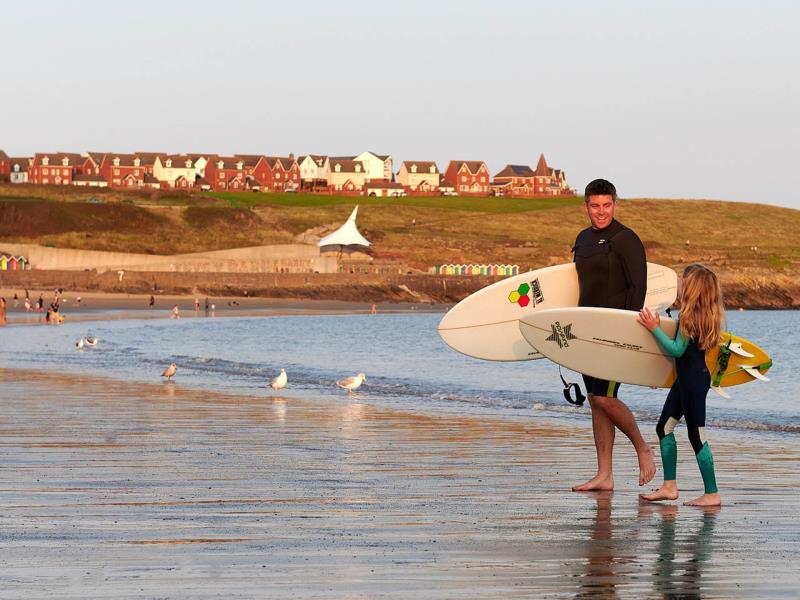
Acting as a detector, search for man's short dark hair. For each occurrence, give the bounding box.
[584,179,617,203]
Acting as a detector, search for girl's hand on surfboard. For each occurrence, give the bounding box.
[637,308,660,331]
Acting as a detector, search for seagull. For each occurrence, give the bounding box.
[85,336,99,347]
[162,362,177,381]
[336,372,366,393]
[76,338,85,350]
[271,368,288,390]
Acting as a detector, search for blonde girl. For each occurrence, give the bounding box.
[637,264,724,506]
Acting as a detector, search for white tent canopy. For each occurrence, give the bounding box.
[318,206,371,248]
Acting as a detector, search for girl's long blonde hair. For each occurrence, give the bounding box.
[679,264,724,351]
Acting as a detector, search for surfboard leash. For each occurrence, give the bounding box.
[558,366,586,406]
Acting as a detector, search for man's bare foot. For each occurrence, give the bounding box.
[572,474,614,492]
[684,493,721,507]
[640,483,679,502]
[637,445,657,486]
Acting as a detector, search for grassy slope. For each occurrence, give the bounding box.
[0,187,798,282]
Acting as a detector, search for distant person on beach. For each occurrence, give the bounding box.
[37,295,44,312]
[149,295,155,308]
[638,264,724,507]
[0,298,7,325]
[370,303,377,314]
[204,297,209,316]
[171,305,180,319]
[76,296,82,307]
[194,298,200,312]
[571,178,654,492]
[24,297,31,312]
[13,293,18,308]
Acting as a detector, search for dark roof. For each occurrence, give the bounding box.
[329,159,364,173]
[534,153,550,177]
[34,152,86,166]
[401,161,439,173]
[213,156,245,169]
[234,154,264,168]
[86,151,106,164]
[143,174,160,184]
[161,155,195,167]
[449,160,487,174]
[439,174,454,187]
[0,150,8,160]
[105,153,142,167]
[134,152,166,165]
[9,157,30,172]
[494,164,535,179]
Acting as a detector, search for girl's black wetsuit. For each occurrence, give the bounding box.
[652,323,718,493]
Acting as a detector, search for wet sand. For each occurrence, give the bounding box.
[1,369,798,598]
[0,289,442,326]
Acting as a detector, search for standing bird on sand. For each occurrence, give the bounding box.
[76,338,85,350]
[270,368,288,391]
[336,372,366,393]
[85,336,99,347]
[162,362,177,381]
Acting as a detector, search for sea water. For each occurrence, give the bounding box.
[0,310,797,434]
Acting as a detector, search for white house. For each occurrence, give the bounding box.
[9,158,30,184]
[298,155,329,188]
[354,151,392,182]
[396,161,440,193]
[154,155,196,189]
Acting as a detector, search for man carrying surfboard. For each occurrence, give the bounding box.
[572,178,656,491]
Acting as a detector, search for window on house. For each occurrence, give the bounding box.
[114,169,120,175]
[43,168,49,175]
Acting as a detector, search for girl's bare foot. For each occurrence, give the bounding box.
[640,481,679,502]
[572,474,614,492]
[684,493,721,506]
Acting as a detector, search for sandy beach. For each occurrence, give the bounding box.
[0,288,442,326]
[1,368,798,598]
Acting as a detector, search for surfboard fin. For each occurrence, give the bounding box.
[710,386,731,399]
[741,366,770,382]
[729,342,755,358]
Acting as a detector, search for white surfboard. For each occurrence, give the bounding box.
[438,262,678,361]
[518,307,772,388]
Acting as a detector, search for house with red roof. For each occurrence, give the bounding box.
[28,153,97,185]
[260,156,300,192]
[532,153,573,196]
[205,156,249,191]
[444,160,490,196]
[492,164,537,197]
[100,153,148,187]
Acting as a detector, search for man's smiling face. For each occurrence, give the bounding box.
[585,194,616,230]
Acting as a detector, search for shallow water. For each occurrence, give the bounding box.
[1,310,796,433]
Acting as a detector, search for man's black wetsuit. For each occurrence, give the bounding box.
[573,218,647,397]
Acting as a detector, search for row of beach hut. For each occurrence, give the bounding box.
[0,255,30,270]
[435,264,519,276]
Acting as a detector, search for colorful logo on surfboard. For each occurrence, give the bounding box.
[507,278,544,308]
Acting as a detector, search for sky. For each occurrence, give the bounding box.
[2,0,799,208]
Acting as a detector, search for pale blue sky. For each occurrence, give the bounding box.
[2,0,798,208]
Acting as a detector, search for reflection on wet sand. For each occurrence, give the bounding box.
[646,503,719,599]
[572,494,720,599]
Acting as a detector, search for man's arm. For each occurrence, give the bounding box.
[616,230,647,310]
